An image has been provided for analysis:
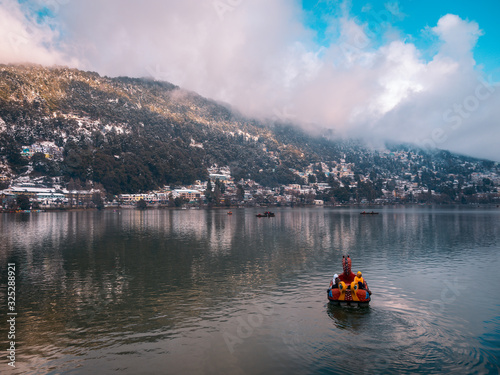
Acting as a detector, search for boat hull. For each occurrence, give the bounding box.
[327,299,370,307]
[327,289,371,305]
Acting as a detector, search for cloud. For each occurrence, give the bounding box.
[0,0,498,160]
[0,0,77,67]
[432,14,482,63]
[368,15,499,161]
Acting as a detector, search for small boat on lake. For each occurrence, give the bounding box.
[327,255,371,306]
[360,211,379,215]
[227,211,232,215]
[256,211,275,218]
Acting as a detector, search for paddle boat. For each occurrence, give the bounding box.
[327,255,371,306]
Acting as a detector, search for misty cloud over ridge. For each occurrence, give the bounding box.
[0,0,498,161]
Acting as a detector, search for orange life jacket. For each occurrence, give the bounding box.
[354,276,364,285]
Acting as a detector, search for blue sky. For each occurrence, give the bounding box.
[301,0,500,79]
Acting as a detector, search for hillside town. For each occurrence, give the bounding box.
[2,148,499,211]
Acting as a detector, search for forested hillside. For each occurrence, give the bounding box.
[0,64,496,196]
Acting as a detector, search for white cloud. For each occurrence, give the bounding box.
[432,14,482,64]
[0,0,498,160]
[0,0,76,67]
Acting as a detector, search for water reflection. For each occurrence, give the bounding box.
[0,207,499,374]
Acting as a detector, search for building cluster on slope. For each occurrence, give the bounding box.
[20,142,64,160]
[1,150,499,210]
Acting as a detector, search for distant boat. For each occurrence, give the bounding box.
[360,211,379,215]
[256,211,275,218]
[227,211,232,215]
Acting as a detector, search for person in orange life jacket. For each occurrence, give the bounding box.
[354,271,364,289]
[330,274,340,289]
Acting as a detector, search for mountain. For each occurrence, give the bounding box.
[0,64,498,201]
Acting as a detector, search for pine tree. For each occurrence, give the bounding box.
[205,179,213,203]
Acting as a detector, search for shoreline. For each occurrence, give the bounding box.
[2,202,499,214]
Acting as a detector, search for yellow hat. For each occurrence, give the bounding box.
[357,271,362,276]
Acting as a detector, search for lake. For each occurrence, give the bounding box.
[1,207,499,374]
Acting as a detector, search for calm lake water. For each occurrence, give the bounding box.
[1,207,499,374]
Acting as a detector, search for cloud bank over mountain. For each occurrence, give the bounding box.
[0,0,498,160]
